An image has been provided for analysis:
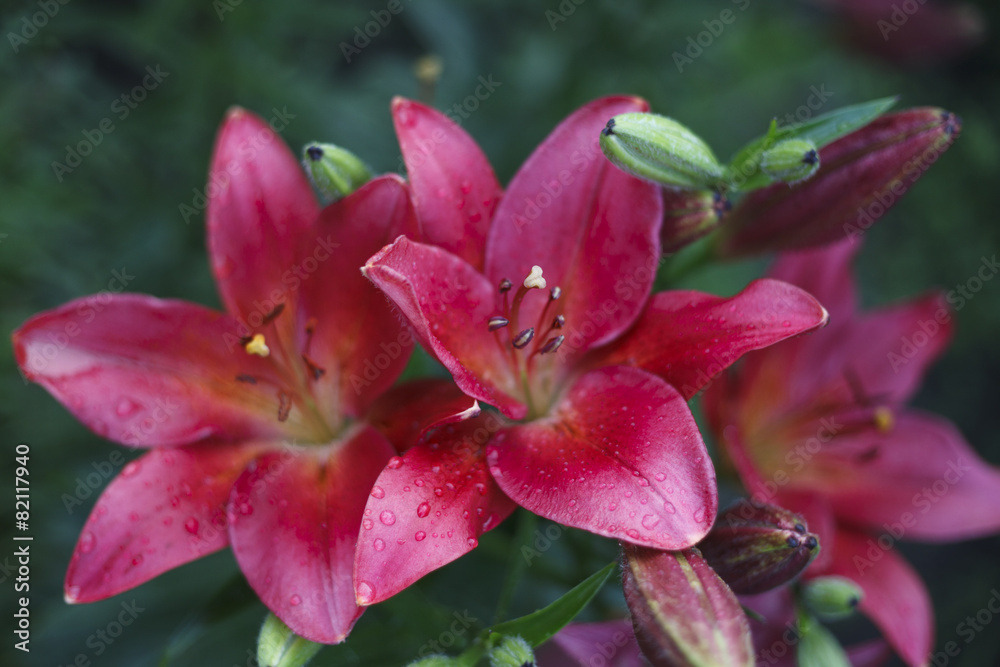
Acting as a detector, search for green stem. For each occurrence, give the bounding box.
[493,510,539,624]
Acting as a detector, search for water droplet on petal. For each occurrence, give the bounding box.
[626,528,640,539]
[694,507,708,523]
[417,502,430,518]
[121,461,141,477]
[433,487,444,497]
[386,456,404,470]
[357,581,376,605]
[289,594,302,606]
[373,538,385,552]
[664,501,677,514]
[184,517,199,534]
[467,537,478,548]
[641,514,660,530]
[379,510,396,526]
[655,472,667,482]
[79,531,96,554]
[363,518,374,530]
[131,554,144,566]
[474,482,486,496]
[414,478,425,487]
[370,486,385,499]
[115,398,141,417]
[414,531,426,541]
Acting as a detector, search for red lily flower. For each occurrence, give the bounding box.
[354,96,830,604]
[11,108,445,644]
[704,239,1000,666]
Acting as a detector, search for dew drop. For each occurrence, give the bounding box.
[414,531,426,541]
[434,487,444,497]
[641,514,660,530]
[379,510,396,526]
[386,456,404,469]
[655,472,667,482]
[474,482,486,496]
[357,581,376,605]
[694,507,708,523]
[79,531,96,554]
[131,554,144,566]
[115,398,141,417]
[664,501,677,514]
[417,502,430,518]
[782,320,792,327]
[289,594,302,606]
[238,502,253,516]
[467,537,478,548]
[414,478,425,487]
[608,503,618,511]
[370,486,385,499]
[363,518,374,530]
[121,461,141,477]
[626,528,640,539]
[184,517,200,534]
[373,538,385,552]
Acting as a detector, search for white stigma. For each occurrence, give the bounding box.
[523,265,547,290]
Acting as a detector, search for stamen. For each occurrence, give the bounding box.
[235,374,258,384]
[277,391,292,422]
[498,278,513,293]
[873,406,894,433]
[245,333,270,357]
[261,303,286,326]
[512,328,535,349]
[488,316,509,331]
[523,265,546,290]
[538,335,564,355]
[302,354,327,380]
[552,315,565,329]
[549,286,561,301]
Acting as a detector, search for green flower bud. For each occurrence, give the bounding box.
[600,113,725,191]
[796,615,851,667]
[257,613,323,667]
[759,139,820,184]
[489,635,535,667]
[406,655,461,667]
[802,576,864,622]
[302,142,372,203]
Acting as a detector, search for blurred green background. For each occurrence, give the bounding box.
[1,0,998,665]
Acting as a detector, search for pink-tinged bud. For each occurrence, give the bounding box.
[661,189,730,254]
[716,108,961,258]
[697,501,819,596]
[622,545,753,667]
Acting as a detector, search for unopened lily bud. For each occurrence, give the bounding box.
[489,635,535,667]
[257,613,323,667]
[760,139,820,184]
[717,108,961,257]
[302,142,372,203]
[698,500,819,595]
[796,616,851,667]
[661,189,731,253]
[623,545,753,667]
[600,113,726,191]
[802,576,864,621]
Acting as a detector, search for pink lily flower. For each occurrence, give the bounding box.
[10,108,456,644]
[704,239,1000,666]
[354,96,830,604]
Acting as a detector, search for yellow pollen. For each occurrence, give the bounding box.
[873,406,894,433]
[524,265,546,290]
[244,333,270,357]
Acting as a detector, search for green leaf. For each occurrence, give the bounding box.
[775,96,898,148]
[488,561,616,647]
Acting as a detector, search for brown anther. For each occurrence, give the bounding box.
[538,335,565,355]
[305,316,318,335]
[302,354,327,380]
[512,328,534,349]
[552,315,565,329]
[262,302,286,326]
[277,391,292,422]
[550,286,562,301]
[498,278,512,293]
[488,316,509,331]
[235,374,258,384]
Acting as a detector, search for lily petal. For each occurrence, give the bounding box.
[64,443,262,603]
[535,620,645,667]
[12,294,296,446]
[767,239,860,326]
[227,427,394,644]
[824,529,933,667]
[392,97,502,270]
[206,108,319,330]
[847,639,893,667]
[486,96,663,359]
[589,278,829,399]
[353,418,516,605]
[487,366,717,550]
[363,236,526,418]
[807,411,1000,541]
[301,175,416,421]
[365,378,483,453]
